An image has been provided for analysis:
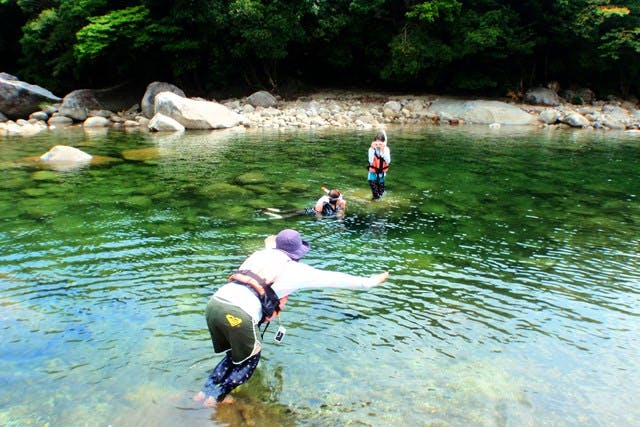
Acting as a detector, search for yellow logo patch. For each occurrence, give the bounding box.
[226,314,242,327]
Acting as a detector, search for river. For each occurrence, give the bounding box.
[1,125,639,426]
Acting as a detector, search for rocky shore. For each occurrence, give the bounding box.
[2,74,640,136]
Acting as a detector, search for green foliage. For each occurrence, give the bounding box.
[385,1,534,92]
[17,0,113,89]
[74,6,150,60]
[227,0,305,60]
[1,0,638,97]
[600,27,640,59]
[407,0,462,23]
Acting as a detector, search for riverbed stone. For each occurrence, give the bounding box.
[0,74,62,119]
[83,116,110,127]
[4,83,640,133]
[234,172,268,185]
[539,109,561,124]
[199,182,252,199]
[154,92,243,129]
[429,99,536,125]
[29,111,49,121]
[523,87,560,106]
[58,89,105,121]
[32,170,60,181]
[47,115,74,127]
[246,90,278,107]
[562,112,590,128]
[141,81,186,118]
[40,145,93,164]
[148,113,185,132]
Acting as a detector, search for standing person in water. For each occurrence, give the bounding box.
[368,130,391,200]
[194,229,389,407]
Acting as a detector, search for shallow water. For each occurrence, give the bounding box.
[1,126,639,426]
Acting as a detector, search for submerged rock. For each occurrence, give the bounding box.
[40,145,93,162]
[39,145,93,170]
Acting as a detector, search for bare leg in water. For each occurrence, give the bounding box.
[261,207,313,219]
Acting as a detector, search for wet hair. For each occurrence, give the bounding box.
[328,189,341,202]
[374,133,385,142]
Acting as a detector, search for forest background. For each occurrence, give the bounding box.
[0,0,639,101]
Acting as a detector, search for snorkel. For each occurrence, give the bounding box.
[321,186,343,203]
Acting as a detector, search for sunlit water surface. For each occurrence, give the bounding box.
[1,126,639,427]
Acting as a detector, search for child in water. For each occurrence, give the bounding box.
[368,130,391,200]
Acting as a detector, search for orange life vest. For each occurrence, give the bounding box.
[229,269,281,325]
[368,152,389,174]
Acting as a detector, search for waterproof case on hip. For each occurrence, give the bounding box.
[274,325,286,343]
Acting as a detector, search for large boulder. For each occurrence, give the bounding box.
[539,108,561,124]
[57,84,141,122]
[0,73,61,120]
[141,82,185,118]
[428,99,536,125]
[523,87,560,106]
[246,90,278,108]
[154,91,244,129]
[58,89,104,121]
[561,112,590,128]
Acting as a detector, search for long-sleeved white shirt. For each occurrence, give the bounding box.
[213,248,379,323]
[368,146,391,166]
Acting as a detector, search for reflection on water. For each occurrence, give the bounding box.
[1,126,639,426]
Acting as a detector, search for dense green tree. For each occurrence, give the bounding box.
[572,1,640,96]
[0,0,638,98]
[290,0,402,88]
[384,0,535,94]
[0,1,26,75]
[17,0,121,91]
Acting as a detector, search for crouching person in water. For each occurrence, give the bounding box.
[310,188,346,218]
[193,228,389,407]
[262,188,346,219]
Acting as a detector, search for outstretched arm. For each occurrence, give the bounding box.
[369,271,389,287]
[273,263,389,297]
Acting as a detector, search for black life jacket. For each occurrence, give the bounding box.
[321,201,339,216]
[228,269,281,325]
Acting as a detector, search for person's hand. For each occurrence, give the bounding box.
[264,234,276,249]
[364,272,389,288]
[375,272,389,284]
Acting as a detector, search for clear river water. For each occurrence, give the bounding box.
[1,125,639,427]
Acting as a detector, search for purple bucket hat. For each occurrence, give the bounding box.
[275,229,310,260]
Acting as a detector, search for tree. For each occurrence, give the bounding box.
[0,0,25,75]
[573,1,640,96]
[384,0,535,94]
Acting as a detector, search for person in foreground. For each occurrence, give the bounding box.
[194,229,389,407]
[367,130,391,200]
